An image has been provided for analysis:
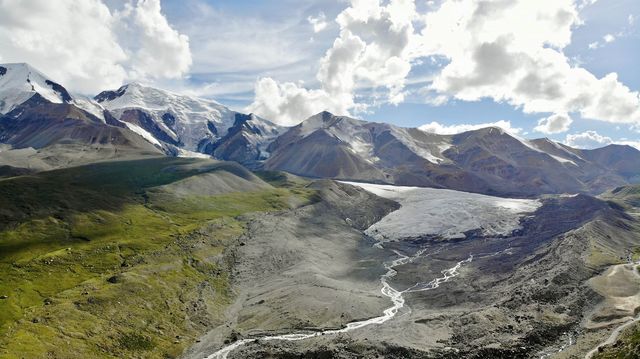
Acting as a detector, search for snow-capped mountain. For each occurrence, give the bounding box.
[0,63,73,114]
[2,63,639,196]
[0,62,109,121]
[1,63,286,167]
[266,111,452,179]
[94,82,287,163]
[266,111,460,182]
[0,63,162,171]
[95,82,237,153]
[204,113,285,168]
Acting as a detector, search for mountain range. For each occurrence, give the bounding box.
[1,62,639,196]
[3,63,640,359]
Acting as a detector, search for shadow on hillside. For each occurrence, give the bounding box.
[0,157,256,231]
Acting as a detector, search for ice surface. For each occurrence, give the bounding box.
[343,182,542,241]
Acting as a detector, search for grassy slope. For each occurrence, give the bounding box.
[0,158,317,358]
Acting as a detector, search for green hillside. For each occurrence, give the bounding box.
[0,158,317,358]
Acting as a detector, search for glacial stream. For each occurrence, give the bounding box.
[205,246,474,359]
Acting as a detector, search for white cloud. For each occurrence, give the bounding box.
[247,77,355,127]
[603,33,616,43]
[248,0,417,125]
[248,0,640,127]
[114,0,192,81]
[419,120,522,135]
[565,131,612,148]
[308,12,328,33]
[588,41,600,49]
[167,0,327,100]
[618,140,640,150]
[423,94,449,106]
[630,15,636,26]
[565,130,640,150]
[534,113,573,134]
[416,0,640,126]
[0,0,190,94]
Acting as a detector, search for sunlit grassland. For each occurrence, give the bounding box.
[0,158,318,358]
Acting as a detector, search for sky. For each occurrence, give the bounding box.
[0,0,639,149]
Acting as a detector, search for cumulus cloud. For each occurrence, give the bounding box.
[308,12,328,33]
[114,0,192,81]
[565,130,640,150]
[565,131,611,148]
[534,113,573,134]
[247,77,355,127]
[419,120,522,135]
[249,0,640,128]
[416,0,640,125]
[248,0,417,125]
[0,0,190,94]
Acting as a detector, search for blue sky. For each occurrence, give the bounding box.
[151,0,640,147]
[2,0,638,148]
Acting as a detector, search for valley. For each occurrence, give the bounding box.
[1,62,640,359]
[184,181,640,359]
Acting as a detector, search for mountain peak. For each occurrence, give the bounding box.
[0,63,55,84]
[317,110,335,120]
[94,82,161,104]
[124,81,146,88]
[470,126,507,136]
[95,81,227,110]
[598,143,640,153]
[0,62,72,114]
[299,111,366,133]
[1,62,37,72]
[94,81,239,152]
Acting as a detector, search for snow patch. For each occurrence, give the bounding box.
[72,97,106,122]
[344,182,541,241]
[177,148,211,159]
[438,143,452,154]
[389,127,448,164]
[513,135,579,166]
[123,121,162,147]
[548,154,577,166]
[528,139,583,165]
[238,115,285,159]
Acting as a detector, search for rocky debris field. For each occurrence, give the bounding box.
[185,181,640,359]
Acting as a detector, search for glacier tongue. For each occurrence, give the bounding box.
[343,182,541,241]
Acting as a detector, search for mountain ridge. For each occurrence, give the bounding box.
[2,62,639,197]
[265,111,640,196]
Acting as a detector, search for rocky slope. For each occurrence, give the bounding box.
[203,113,284,169]
[183,179,638,359]
[3,64,638,198]
[264,111,640,196]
